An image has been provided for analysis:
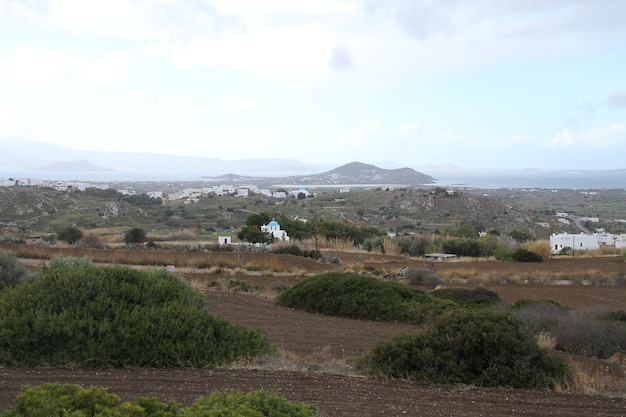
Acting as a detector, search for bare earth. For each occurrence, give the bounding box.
[2,257,626,415]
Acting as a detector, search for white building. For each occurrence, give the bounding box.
[218,236,232,245]
[550,233,599,254]
[261,219,289,242]
[290,186,311,198]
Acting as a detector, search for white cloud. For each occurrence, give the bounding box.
[328,40,352,71]
[582,123,626,147]
[393,123,420,137]
[546,128,574,148]
[0,46,73,86]
[6,1,625,80]
[228,95,257,110]
[170,26,334,76]
[607,93,626,111]
[301,102,315,117]
[0,46,133,87]
[545,124,626,150]
[488,134,531,148]
[84,50,134,85]
[339,119,380,147]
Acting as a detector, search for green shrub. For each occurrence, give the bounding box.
[1,383,179,417]
[358,309,571,390]
[511,248,543,262]
[2,384,318,417]
[276,272,456,324]
[0,251,27,290]
[0,263,273,367]
[431,287,501,307]
[179,390,319,417]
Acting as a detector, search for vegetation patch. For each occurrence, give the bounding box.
[358,309,571,390]
[271,245,322,260]
[1,383,319,417]
[0,251,27,290]
[511,248,544,262]
[275,272,457,324]
[510,301,626,359]
[0,258,273,367]
[431,287,502,307]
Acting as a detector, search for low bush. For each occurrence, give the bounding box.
[510,301,626,359]
[406,268,443,288]
[272,245,321,260]
[358,309,571,390]
[602,310,626,322]
[431,287,501,307]
[1,383,319,417]
[511,248,544,262]
[276,272,456,324]
[0,260,273,367]
[510,299,570,333]
[0,251,27,290]
[549,312,626,359]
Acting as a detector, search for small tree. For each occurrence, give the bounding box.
[124,227,146,245]
[0,251,27,290]
[57,226,83,245]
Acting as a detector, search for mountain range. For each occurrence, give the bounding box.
[0,138,331,178]
[0,138,436,185]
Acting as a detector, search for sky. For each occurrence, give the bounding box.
[1,0,626,171]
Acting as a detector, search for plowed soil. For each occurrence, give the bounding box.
[2,257,626,416]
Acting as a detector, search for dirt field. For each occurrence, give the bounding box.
[2,256,626,416]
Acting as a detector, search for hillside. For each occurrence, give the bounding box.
[0,184,552,240]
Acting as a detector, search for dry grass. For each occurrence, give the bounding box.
[230,346,355,376]
[0,241,325,273]
[536,332,557,350]
[523,240,551,260]
[563,354,626,395]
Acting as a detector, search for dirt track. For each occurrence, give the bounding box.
[2,256,626,415]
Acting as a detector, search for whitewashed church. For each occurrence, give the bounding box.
[261,219,290,242]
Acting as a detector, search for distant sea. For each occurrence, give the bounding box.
[2,169,626,190]
[432,171,626,190]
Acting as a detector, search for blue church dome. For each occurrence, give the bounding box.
[268,220,280,227]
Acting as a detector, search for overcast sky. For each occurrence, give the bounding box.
[1,0,625,170]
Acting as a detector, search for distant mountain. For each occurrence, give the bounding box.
[35,160,114,172]
[321,161,434,185]
[203,161,435,186]
[0,138,328,178]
